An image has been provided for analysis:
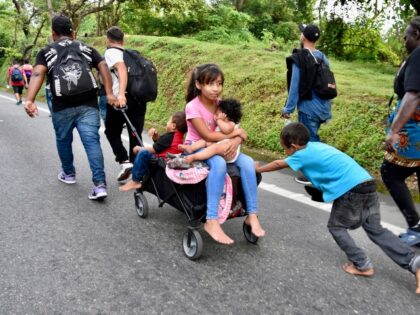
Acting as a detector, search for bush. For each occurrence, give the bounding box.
[194,5,255,44]
[0,30,11,63]
[273,21,300,43]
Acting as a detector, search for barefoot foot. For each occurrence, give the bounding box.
[204,219,234,245]
[343,263,374,277]
[178,144,194,154]
[415,268,420,294]
[119,180,142,192]
[244,213,266,238]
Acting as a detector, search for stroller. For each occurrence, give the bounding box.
[120,108,261,260]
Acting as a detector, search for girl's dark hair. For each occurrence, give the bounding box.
[219,98,242,124]
[409,16,420,32]
[186,64,224,103]
[172,111,187,134]
[280,122,310,148]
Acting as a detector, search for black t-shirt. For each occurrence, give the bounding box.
[35,38,103,112]
[394,46,420,99]
[153,132,176,154]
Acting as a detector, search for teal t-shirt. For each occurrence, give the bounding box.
[285,142,372,202]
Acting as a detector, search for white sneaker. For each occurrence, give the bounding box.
[117,162,133,182]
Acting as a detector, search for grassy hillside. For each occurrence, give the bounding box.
[3,35,397,175]
[90,35,396,174]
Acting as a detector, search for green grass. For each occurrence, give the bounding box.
[2,35,399,177]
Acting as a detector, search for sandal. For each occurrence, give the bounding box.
[166,157,192,170]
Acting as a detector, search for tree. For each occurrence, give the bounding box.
[339,0,419,16]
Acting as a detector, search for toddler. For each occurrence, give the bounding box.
[119,111,187,192]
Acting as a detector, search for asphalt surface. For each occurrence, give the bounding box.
[0,91,419,314]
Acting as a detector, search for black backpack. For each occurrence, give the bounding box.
[50,41,98,98]
[310,52,337,100]
[110,48,158,103]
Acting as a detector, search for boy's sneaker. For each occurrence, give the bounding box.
[117,162,133,182]
[295,176,311,185]
[88,183,108,200]
[399,229,420,246]
[58,171,76,184]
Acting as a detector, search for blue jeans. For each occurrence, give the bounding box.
[45,88,53,114]
[205,153,258,220]
[51,105,105,184]
[132,150,154,182]
[98,94,107,123]
[298,111,323,142]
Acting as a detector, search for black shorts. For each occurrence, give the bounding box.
[12,85,24,94]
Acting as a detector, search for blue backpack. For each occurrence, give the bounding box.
[11,67,23,83]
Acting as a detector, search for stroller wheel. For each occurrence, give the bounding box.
[134,191,149,218]
[243,222,259,244]
[182,229,203,260]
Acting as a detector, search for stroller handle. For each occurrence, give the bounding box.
[114,105,144,147]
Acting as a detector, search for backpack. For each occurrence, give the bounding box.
[23,68,32,81]
[50,41,98,98]
[10,67,23,83]
[309,52,337,100]
[110,48,158,103]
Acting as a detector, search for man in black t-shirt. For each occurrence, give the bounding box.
[24,15,117,201]
[381,16,420,249]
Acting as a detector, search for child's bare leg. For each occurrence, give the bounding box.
[244,213,266,237]
[179,140,206,154]
[415,268,420,294]
[119,180,142,192]
[184,143,229,164]
[343,263,374,277]
[204,219,234,245]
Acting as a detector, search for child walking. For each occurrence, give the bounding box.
[179,98,242,164]
[184,63,265,245]
[119,111,187,192]
[255,122,420,294]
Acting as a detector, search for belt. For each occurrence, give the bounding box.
[349,179,376,194]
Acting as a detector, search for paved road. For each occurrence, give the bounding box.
[0,92,419,314]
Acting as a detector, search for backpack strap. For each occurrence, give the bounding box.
[307,49,319,64]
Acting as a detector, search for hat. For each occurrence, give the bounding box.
[299,24,321,42]
[52,15,73,36]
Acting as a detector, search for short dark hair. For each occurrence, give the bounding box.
[23,58,30,64]
[52,15,73,36]
[280,122,310,148]
[172,111,187,134]
[106,26,124,43]
[409,16,420,33]
[219,98,242,124]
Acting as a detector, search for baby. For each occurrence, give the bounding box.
[179,98,242,164]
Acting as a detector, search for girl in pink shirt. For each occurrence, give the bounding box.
[184,63,265,245]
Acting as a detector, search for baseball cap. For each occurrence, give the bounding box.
[52,15,73,36]
[299,24,321,42]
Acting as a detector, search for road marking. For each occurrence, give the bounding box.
[0,93,405,235]
[259,182,405,235]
